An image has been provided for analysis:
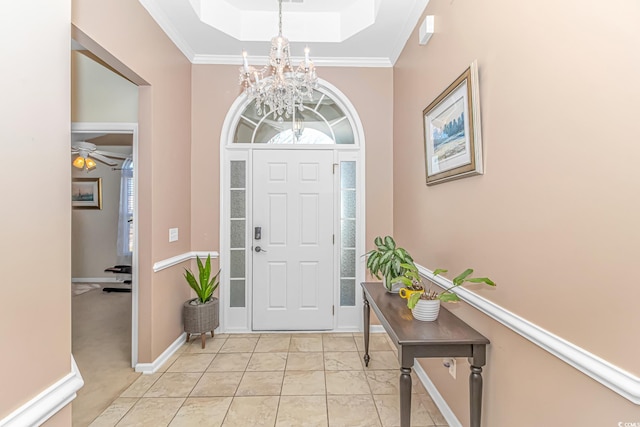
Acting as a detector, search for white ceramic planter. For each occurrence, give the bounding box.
[383,276,404,294]
[412,299,441,321]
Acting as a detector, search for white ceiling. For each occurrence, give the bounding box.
[138,0,429,67]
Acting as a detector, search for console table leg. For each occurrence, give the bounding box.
[363,292,371,367]
[400,367,412,427]
[469,365,483,427]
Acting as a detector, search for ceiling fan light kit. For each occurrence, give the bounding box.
[72,155,97,171]
[71,140,129,171]
[238,0,318,120]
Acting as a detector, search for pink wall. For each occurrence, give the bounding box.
[72,0,193,361]
[190,65,239,255]
[393,0,640,424]
[0,0,72,419]
[190,65,395,257]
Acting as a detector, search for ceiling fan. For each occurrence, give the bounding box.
[71,141,129,171]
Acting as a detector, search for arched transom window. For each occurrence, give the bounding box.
[233,89,355,145]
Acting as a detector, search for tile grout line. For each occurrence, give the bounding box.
[95,332,448,427]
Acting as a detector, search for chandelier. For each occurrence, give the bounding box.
[238,0,318,120]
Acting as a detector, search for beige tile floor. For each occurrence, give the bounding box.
[90,333,448,427]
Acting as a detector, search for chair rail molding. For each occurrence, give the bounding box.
[0,356,84,427]
[415,263,640,405]
[153,251,219,273]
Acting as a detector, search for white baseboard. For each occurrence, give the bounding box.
[415,263,640,405]
[413,361,462,427]
[135,333,187,374]
[369,324,386,333]
[0,356,84,427]
[71,277,120,283]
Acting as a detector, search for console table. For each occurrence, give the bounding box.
[362,282,489,427]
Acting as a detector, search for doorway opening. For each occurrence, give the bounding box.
[221,80,366,332]
[70,123,139,425]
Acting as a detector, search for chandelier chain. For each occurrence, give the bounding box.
[278,0,283,36]
[238,0,318,120]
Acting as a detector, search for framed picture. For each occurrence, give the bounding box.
[423,60,483,185]
[72,178,102,209]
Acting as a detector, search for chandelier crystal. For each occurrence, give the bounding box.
[238,0,318,120]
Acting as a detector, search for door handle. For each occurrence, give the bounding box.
[254,246,267,253]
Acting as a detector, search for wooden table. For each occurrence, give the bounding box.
[362,282,489,427]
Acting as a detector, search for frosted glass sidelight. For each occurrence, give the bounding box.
[341,219,356,248]
[230,161,246,188]
[341,249,356,277]
[230,249,245,279]
[230,219,245,248]
[230,190,246,218]
[230,279,246,307]
[341,190,356,219]
[339,161,357,307]
[340,278,356,306]
[340,162,356,189]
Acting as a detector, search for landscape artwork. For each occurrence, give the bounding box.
[423,61,484,185]
[430,96,468,168]
[72,178,102,209]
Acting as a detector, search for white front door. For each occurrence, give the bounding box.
[252,150,334,330]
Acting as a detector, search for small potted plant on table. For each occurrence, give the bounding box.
[365,236,415,293]
[183,254,220,348]
[393,263,496,321]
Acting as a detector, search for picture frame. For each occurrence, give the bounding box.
[72,177,102,209]
[423,60,483,185]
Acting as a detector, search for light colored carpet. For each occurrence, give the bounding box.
[72,283,101,296]
[72,284,140,426]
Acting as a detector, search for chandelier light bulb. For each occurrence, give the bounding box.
[242,50,250,73]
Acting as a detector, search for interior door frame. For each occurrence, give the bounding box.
[71,121,139,366]
[220,79,366,333]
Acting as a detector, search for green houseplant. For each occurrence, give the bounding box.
[393,263,496,321]
[183,254,221,348]
[365,236,416,293]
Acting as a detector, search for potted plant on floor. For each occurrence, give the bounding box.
[393,263,496,321]
[365,235,416,293]
[183,254,220,348]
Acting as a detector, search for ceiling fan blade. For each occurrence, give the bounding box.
[89,152,118,166]
[94,150,130,160]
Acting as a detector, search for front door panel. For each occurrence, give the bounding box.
[252,150,334,330]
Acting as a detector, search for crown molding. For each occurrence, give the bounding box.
[389,0,430,65]
[192,54,393,68]
[138,0,196,62]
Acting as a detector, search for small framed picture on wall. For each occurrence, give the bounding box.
[72,177,102,209]
[423,60,483,185]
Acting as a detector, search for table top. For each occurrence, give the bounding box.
[362,282,489,347]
